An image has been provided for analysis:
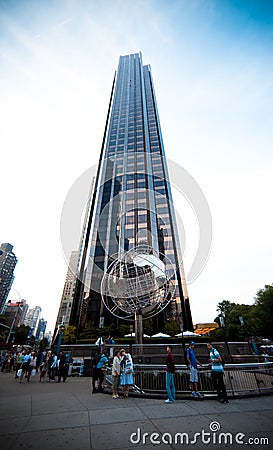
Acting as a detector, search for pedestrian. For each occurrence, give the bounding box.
[92,352,108,393]
[207,343,229,403]
[39,352,49,382]
[165,345,176,403]
[186,341,203,397]
[27,351,37,382]
[120,349,134,398]
[15,352,24,378]
[19,351,31,383]
[95,335,106,354]
[49,351,58,382]
[112,350,121,398]
[58,350,68,382]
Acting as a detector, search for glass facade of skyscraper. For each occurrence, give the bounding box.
[70,53,193,332]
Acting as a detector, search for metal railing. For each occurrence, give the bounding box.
[113,362,273,397]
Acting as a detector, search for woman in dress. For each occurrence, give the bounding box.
[119,349,134,398]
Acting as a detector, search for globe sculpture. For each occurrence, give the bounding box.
[101,245,176,321]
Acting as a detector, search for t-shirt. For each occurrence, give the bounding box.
[96,354,108,369]
[210,348,224,372]
[165,352,175,373]
[186,348,197,369]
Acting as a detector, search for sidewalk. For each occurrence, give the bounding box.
[0,372,272,450]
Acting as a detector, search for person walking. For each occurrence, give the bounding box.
[58,351,68,382]
[165,345,176,403]
[186,341,203,397]
[27,351,37,382]
[39,352,49,382]
[207,343,229,403]
[49,351,58,382]
[19,351,31,383]
[112,350,121,398]
[15,352,25,379]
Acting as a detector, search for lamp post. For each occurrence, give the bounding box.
[56,323,65,356]
[219,314,232,362]
[180,323,186,365]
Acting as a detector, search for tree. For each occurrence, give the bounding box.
[39,337,49,351]
[143,320,154,337]
[13,325,30,344]
[211,300,257,341]
[165,320,180,337]
[62,326,77,344]
[254,284,273,340]
[78,321,99,341]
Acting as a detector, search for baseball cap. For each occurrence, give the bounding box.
[189,341,195,345]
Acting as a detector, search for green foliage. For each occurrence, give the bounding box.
[39,337,49,350]
[211,285,273,341]
[62,326,77,344]
[254,284,273,340]
[165,320,180,337]
[78,322,99,341]
[216,300,232,317]
[116,323,130,338]
[143,320,154,337]
[13,325,30,344]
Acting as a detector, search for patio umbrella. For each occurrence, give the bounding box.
[175,330,200,337]
[151,332,171,338]
[124,332,150,338]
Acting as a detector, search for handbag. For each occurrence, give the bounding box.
[17,369,22,377]
[31,368,36,377]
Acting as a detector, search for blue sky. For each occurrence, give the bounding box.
[1,0,273,332]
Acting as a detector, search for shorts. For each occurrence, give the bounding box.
[189,366,198,383]
[22,362,29,373]
[112,375,120,390]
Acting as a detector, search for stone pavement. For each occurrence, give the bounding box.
[0,372,272,450]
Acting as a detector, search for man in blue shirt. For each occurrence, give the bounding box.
[19,351,31,383]
[186,342,202,397]
[207,343,229,403]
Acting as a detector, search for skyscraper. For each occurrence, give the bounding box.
[70,53,193,332]
[0,243,17,313]
[55,250,80,328]
[24,305,42,337]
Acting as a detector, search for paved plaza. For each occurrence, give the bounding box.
[0,372,272,450]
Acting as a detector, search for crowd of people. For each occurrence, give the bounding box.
[1,336,229,403]
[92,336,229,403]
[1,349,70,383]
[165,342,229,403]
[92,346,134,399]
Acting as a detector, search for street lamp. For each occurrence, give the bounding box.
[56,323,65,356]
[219,314,232,362]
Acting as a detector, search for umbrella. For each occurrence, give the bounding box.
[124,332,150,338]
[151,332,171,338]
[175,330,200,337]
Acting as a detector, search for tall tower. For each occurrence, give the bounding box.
[70,53,193,332]
[0,243,17,313]
[55,250,80,328]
